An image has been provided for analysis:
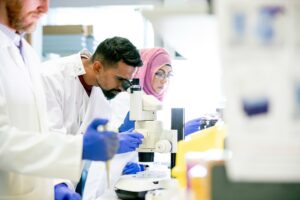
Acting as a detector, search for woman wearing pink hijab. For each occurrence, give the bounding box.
[137,49,204,136]
[135,48,173,101]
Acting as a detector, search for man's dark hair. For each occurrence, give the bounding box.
[91,36,143,68]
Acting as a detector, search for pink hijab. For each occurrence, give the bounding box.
[134,48,171,101]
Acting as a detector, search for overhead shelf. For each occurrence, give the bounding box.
[141,5,220,60]
[49,0,163,8]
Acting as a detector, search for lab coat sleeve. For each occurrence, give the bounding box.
[0,83,83,181]
[41,67,67,134]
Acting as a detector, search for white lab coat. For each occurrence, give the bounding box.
[83,92,138,200]
[78,87,112,135]
[0,29,82,200]
[80,87,113,200]
[42,53,120,195]
[41,53,89,135]
[110,92,131,128]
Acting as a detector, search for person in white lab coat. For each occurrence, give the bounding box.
[81,48,173,200]
[41,37,145,197]
[0,1,119,200]
[42,37,143,136]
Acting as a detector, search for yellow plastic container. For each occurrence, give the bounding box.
[171,124,226,188]
[190,160,225,200]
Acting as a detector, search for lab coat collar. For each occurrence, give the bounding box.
[0,23,24,48]
[49,53,86,77]
[0,25,14,49]
[0,26,27,70]
[68,53,86,77]
[66,49,92,77]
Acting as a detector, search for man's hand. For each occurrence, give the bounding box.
[118,129,144,154]
[82,119,119,161]
[55,183,81,200]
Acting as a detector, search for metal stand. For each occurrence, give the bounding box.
[170,108,185,174]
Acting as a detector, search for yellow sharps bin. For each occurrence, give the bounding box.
[172,123,226,188]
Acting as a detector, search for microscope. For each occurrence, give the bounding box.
[114,78,178,200]
[130,79,177,156]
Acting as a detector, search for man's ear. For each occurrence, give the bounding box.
[93,60,102,73]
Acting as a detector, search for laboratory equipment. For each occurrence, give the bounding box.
[115,171,169,200]
[114,78,178,199]
[129,79,177,155]
[96,123,114,190]
[102,124,111,189]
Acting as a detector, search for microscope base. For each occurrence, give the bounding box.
[114,171,170,200]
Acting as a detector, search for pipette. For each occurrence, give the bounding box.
[102,124,111,189]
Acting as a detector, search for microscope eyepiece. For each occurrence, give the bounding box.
[130,78,141,92]
[121,79,132,91]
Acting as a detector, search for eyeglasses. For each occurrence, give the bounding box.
[154,70,173,81]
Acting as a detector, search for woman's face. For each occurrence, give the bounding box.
[152,65,172,95]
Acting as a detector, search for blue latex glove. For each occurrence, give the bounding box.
[122,162,145,175]
[83,118,119,161]
[184,118,203,136]
[118,112,134,132]
[55,183,81,200]
[117,129,144,154]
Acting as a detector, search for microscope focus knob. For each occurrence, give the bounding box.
[155,140,172,153]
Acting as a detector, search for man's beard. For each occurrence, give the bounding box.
[6,0,37,32]
[102,89,121,100]
[96,79,121,100]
